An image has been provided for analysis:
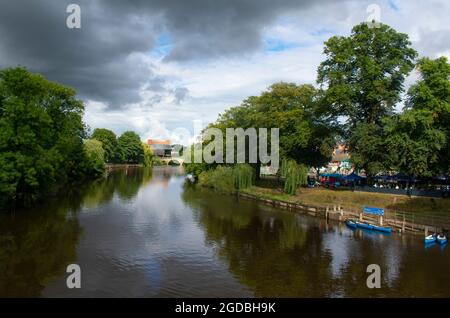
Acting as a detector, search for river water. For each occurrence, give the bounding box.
[1,166,449,297]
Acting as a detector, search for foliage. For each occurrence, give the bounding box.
[317,22,417,128]
[117,131,144,164]
[281,159,308,195]
[198,166,236,193]
[198,164,255,193]
[0,67,88,207]
[348,123,387,176]
[142,142,154,167]
[383,57,450,175]
[233,164,255,190]
[151,156,165,166]
[317,22,420,176]
[91,128,118,163]
[209,82,336,170]
[83,139,106,177]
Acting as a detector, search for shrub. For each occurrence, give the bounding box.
[198,164,255,193]
[281,159,307,195]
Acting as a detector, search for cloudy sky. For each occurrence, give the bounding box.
[0,0,449,144]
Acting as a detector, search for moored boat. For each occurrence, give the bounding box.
[345,219,357,229]
[345,219,392,233]
[437,234,448,245]
[368,223,392,233]
[424,234,437,244]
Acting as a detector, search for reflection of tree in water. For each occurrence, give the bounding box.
[0,206,81,297]
[81,167,153,206]
[182,186,336,297]
[0,167,156,297]
[182,185,450,297]
[115,168,153,201]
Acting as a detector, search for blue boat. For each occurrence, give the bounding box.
[437,234,448,245]
[346,219,358,229]
[346,219,392,233]
[424,234,437,244]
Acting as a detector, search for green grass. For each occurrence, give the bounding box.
[241,186,450,215]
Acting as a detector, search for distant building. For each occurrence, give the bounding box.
[147,139,172,157]
[328,144,351,173]
[318,144,352,174]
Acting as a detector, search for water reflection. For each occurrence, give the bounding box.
[0,167,449,297]
[0,205,81,297]
[182,185,450,297]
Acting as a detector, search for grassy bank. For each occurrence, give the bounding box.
[241,186,450,215]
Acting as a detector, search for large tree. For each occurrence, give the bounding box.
[317,23,417,175]
[317,22,417,128]
[84,139,106,176]
[117,131,144,164]
[0,68,88,207]
[384,57,450,176]
[91,128,118,163]
[193,83,336,176]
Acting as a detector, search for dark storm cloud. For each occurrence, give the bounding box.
[0,0,337,108]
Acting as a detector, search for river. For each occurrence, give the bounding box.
[0,166,449,297]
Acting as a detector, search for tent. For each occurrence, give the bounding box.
[342,172,365,181]
[392,173,417,182]
[320,173,343,178]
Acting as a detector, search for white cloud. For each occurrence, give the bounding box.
[84,0,450,144]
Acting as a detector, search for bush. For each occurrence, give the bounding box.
[198,164,254,193]
[83,139,106,177]
[281,159,308,195]
[234,164,255,190]
[142,143,154,167]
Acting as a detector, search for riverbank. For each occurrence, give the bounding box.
[106,164,143,171]
[242,186,450,215]
[238,186,450,234]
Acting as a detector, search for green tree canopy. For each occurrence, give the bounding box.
[0,67,88,207]
[383,57,450,176]
[317,22,417,128]
[84,139,106,176]
[215,83,336,169]
[117,131,144,164]
[142,142,154,167]
[91,128,118,163]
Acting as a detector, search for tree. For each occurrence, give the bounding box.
[91,128,118,163]
[117,131,144,164]
[383,57,450,176]
[0,67,88,207]
[349,122,387,175]
[317,22,417,128]
[317,23,417,175]
[383,110,445,177]
[83,139,106,176]
[214,83,336,171]
[142,142,154,167]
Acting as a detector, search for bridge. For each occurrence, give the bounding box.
[161,157,185,166]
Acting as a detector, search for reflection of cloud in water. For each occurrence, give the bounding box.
[322,229,351,278]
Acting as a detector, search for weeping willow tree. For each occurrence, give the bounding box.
[233,164,255,190]
[281,159,308,195]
